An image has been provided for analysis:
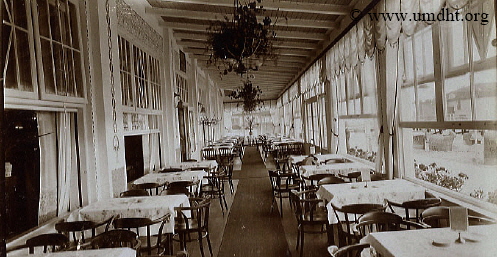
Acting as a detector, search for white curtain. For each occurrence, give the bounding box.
[57,112,79,215]
[149,133,161,172]
[38,112,57,223]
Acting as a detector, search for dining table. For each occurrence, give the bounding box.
[289,154,350,164]
[362,224,497,257]
[132,170,207,187]
[70,195,189,234]
[162,160,217,170]
[9,248,136,257]
[300,162,373,178]
[316,179,426,224]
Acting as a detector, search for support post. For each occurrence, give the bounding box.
[0,0,7,255]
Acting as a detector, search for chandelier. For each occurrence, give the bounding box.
[207,0,277,75]
[229,80,263,112]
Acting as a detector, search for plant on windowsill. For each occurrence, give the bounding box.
[414,161,468,192]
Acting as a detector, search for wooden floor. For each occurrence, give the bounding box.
[173,146,331,257]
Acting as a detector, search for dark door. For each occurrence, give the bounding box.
[177,101,189,161]
[4,110,40,239]
[124,135,144,182]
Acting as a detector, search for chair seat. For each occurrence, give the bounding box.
[175,218,200,231]
[303,211,328,222]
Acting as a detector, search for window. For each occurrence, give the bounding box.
[118,36,162,110]
[2,0,35,93]
[400,3,497,206]
[2,0,85,101]
[37,0,84,98]
[336,57,379,162]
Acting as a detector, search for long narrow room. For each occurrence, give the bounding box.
[1,0,496,256]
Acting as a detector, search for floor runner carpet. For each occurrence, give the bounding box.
[217,146,291,257]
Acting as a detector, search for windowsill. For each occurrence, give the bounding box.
[342,154,376,169]
[405,177,497,219]
[6,212,72,252]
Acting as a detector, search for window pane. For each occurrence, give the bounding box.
[445,73,472,121]
[16,29,33,91]
[442,16,468,69]
[5,32,18,89]
[49,0,60,42]
[59,1,70,46]
[400,86,416,122]
[3,0,11,24]
[69,2,79,49]
[344,118,378,163]
[13,0,28,29]
[41,39,55,94]
[474,69,497,120]
[403,38,414,82]
[65,47,76,96]
[73,51,83,97]
[53,43,66,95]
[417,82,437,121]
[37,0,50,38]
[410,128,497,206]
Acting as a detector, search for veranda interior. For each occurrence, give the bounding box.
[1,0,496,255]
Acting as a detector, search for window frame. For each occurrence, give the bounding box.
[399,11,497,211]
[33,0,87,103]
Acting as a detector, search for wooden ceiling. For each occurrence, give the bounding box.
[145,0,366,101]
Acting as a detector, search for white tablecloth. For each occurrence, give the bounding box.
[363,224,497,257]
[300,162,373,178]
[73,195,189,233]
[289,154,350,164]
[163,160,217,170]
[17,248,136,257]
[316,180,426,224]
[132,170,207,186]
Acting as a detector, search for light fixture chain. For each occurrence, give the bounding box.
[105,0,119,151]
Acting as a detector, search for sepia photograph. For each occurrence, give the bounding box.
[1,0,496,256]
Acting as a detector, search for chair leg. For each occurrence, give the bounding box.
[296,225,300,250]
[206,232,213,256]
[198,231,205,257]
[300,226,305,257]
[279,195,283,217]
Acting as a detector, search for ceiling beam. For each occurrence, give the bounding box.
[147,0,351,16]
[184,47,310,57]
[148,8,338,29]
[192,54,308,64]
[171,27,325,41]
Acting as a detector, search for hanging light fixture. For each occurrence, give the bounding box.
[207,0,277,75]
[228,79,263,112]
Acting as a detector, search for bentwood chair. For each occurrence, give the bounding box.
[352,212,428,240]
[200,174,228,213]
[90,230,141,253]
[112,214,172,255]
[386,198,442,225]
[268,170,300,217]
[330,202,386,247]
[25,233,69,254]
[328,243,371,257]
[317,176,346,187]
[421,206,496,228]
[338,171,362,182]
[120,189,150,198]
[55,216,115,246]
[173,198,213,257]
[133,182,162,196]
[290,189,330,257]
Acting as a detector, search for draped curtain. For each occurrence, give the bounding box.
[38,112,57,223]
[38,111,79,221]
[57,112,79,215]
[149,133,161,172]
